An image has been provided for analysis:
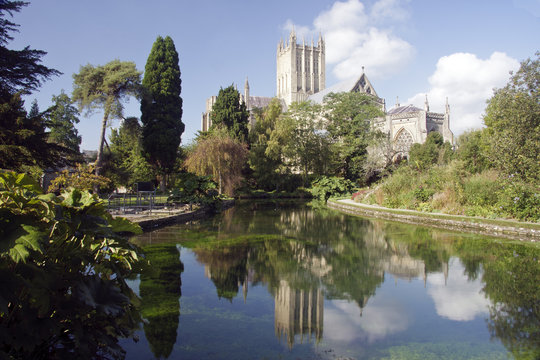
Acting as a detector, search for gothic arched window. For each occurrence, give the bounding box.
[394,128,414,154]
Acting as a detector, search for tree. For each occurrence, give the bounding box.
[140,36,184,189]
[108,117,153,187]
[409,131,453,171]
[209,85,249,143]
[185,127,248,196]
[456,129,491,174]
[322,92,384,181]
[278,101,331,185]
[48,90,82,154]
[0,1,61,96]
[0,92,72,172]
[248,98,284,190]
[72,60,141,175]
[483,52,539,183]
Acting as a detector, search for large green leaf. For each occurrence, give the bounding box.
[109,217,142,235]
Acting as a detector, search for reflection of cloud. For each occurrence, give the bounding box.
[427,258,490,321]
[324,298,410,343]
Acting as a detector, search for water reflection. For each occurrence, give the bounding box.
[129,201,539,359]
[139,243,183,359]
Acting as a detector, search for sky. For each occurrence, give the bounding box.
[9,0,540,151]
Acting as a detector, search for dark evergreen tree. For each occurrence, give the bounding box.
[0,92,73,171]
[209,85,249,143]
[48,91,81,154]
[141,36,184,188]
[0,1,61,96]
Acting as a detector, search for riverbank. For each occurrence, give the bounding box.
[328,199,540,242]
[117,199,235,231]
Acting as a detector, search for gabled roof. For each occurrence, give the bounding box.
[308,72,380,104]
[387,104,423,115]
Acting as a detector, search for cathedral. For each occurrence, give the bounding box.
[201,29,454,158]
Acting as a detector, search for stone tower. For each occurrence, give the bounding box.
[277,29,325,106]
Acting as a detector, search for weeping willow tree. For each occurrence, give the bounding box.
[184,127,248,196]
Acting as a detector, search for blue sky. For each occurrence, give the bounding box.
[10,0,540,150]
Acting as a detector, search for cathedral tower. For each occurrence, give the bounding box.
[277,29,325,106]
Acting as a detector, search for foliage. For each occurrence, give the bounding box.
[456,129,491,174]
[72,60,142,175]
[496,176,540,221]
[322,92,385,182]
[0,171,143,359]
[209,85,249,143]
[0,91,74,171]
[0,1,61,95]
[483,52,539,183]
[409,132,453,171]
[168,172,221,209]
[248,98,284,190]
[48,163,112,193]
[279,101,331,185]
[310,176,355,202]
[47,90,82,154]
[107,117,153,188]
[184,127,248,196]
[141,36,184,185]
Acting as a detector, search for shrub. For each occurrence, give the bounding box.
[461,170,501,207]
[310,176,355,202]
[496,177,540,221]
[0,172,143,359]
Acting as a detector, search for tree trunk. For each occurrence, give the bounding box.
[95,112,109,176]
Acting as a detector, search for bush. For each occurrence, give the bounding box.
[0,172,143,359]
[310,176,355,202]
[496,177,540,221]
[461,170,501,207]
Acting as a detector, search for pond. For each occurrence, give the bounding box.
[122,200,539,360]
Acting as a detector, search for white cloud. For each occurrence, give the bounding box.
[427,258,490,322]
[408,52,520,135]
[282,0,414,81]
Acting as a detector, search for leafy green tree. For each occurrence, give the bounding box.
[0,172,143,359]
[456,129,491,174]
[108,117,153,188]
[209,85,249,143]
[311,176,355,202]
[141,36,184,189]
[322,92,384,181]
[483,52,539,183]
[0,1,61,96]
[48,90,82,154]
[409,131,453,170]
[185,127,248,196]
[248,98,284,190]
[72,60,141,175]
[48,163,112,193]
[279,101,330,185]
[0,92,72,171]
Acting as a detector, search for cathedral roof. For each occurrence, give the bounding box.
[387,104,423,115]
[308,72,380,104]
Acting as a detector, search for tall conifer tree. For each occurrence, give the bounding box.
[210,85,249,143]
[141,36,184,188]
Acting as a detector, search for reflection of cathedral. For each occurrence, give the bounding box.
[274,280,323,349]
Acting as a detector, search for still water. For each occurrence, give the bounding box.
[122,201,539,360]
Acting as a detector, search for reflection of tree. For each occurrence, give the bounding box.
[481,244,540,360]
[140,244,184,359]
[150,200,539,355]
[194,245,249,301]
